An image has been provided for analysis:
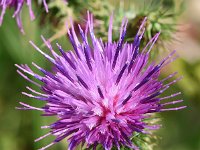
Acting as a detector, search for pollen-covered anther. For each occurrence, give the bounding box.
[92,106,103,116]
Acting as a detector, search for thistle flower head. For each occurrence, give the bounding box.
[16,12,186,150]
[0,0,48,33]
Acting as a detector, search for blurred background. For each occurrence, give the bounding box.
[0,0,200,150]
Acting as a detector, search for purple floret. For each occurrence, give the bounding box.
[16,12,186,150]
[0,0,48,33]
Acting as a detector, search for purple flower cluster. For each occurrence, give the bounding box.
[0,0,48,33]
[16,13,186,150]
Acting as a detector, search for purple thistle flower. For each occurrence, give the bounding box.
[0,0,48,33]
[16,13,186,150]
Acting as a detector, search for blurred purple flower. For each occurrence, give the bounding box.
[0,0,48,33]
[16,13,186,150]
